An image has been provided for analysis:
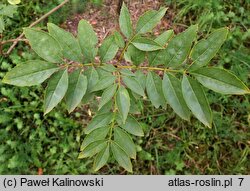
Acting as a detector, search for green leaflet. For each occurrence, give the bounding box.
[81,126,109,151]
[136,7,167,34]
[154,30,174,46]
[122,76,145,97]
[78,19,98,62]
[146,72,165,108]
[65,69,87,113]
[47,23,83,63]
[162,73,190,120]
[120,69,135,76]
[98,84,117,110]
[93,144,110,171]
[124,45,145,66]
[182,75,212,128]
[79,140,107,158]
[189,28,228,70]
[91,75,116,92]
[99,35,119,62]
[131,37,163,51]
[44,69,68,115]
[120,115,144,137]
[191,67,250,94]
[164,25,198,67]
[111,141,133,172]
[24,28,62,63]
[148,30,174,66]
[2,60,58,86]
[135,70,146,91]
[114,127,136,159]
[85,113,113,134]
[100,64,117,73]
[84,67,99,92]
[116,86,130,124]
[114,31,125,48]
[119,2,133,39]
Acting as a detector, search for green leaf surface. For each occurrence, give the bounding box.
[111,141,133,172]
[132,37,163,51]
[44,69,68,115]
[79,140,107,158]
[135,70,146,90]
[47,23,83,63]
[0,17,4,33]
[122,76,145,96]
[164,25,198,67]
[154,30,174,46]
[65,69,87,113]
[84,67,99,92]
[146,72,165,108]
[162,73,190,120]
[182,75,212,128]
[136,7,167,34]
[24,28,62,63]
[119,2,133,39]
[148,30,174,66]
[191,67,250,94]
[116,86,130,124]
[81,126,109,151]
[99,84,117,110]
[85,113,113,134]
[120,69,135,76]
[189,28,228,70]
[99,35,119,62]
[100,63,117,72]
[2,60,58,86]
[114,127,136,159]
[120,115,144,136]
[91,75,116,92]
[124,45,145,65]
[93,144,110,171]
[78,20,98,62]
[114,31,125,48]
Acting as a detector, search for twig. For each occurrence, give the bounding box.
[1,38,28,44]
[4,0,70,56]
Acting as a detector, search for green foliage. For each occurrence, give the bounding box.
[0,3,17,33]
[2,2,249,172]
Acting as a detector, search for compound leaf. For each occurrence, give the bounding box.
[79,140,107,158]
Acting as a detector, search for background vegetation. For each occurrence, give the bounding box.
[0,0,249,174]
